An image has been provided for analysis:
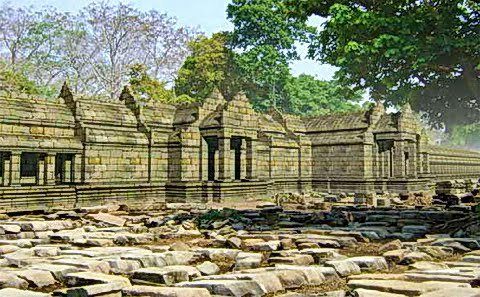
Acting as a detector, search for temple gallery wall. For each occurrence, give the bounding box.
[0,83,479,212]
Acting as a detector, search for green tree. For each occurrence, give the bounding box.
[283,74,363,116]
[128,63,193,104]
[227,0,480,130]
[449,124,480,150]
[175,33,243,100]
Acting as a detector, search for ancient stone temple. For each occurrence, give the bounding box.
[0,83,479,211]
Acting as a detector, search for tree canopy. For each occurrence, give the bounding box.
[175,33,362,115]
[227,0,480,130]
[0,2,198,98]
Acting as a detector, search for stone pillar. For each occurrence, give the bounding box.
[2,155,10,186]
[37,157,45,185]
[45,153,56,185]
[240,138,247,180]
[246,139,257,180]
[64,159,72,183]
[201,138,208,181]
[214,149,219,180]
[73,154,82,183]
[218,137,231,181]
[10,152,21,186]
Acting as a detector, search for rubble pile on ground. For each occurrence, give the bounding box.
[1,202,480,296]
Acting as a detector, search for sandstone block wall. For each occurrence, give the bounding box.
[0,83,478,211]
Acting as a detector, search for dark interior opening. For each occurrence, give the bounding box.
[205,137,218,181]
[231,137,242,180]
[0,152,4,178]
[55,153,74,184]
[404,152,409,176]
[20,152,40,178]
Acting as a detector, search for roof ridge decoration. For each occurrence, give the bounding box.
[367,101,386,131]
[119,86,151,134]
[398,102,417,133]
[267,107,300,143]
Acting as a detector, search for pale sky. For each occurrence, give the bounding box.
[7,0,338,80]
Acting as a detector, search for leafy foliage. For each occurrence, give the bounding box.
[0,2,198,98]
[449,124,480,150]
[227,0,480,130]
[283,74,363,116]
[176,33,243,100]
[176,33,362,115]
[128,63,195,104]
[0,61,55,97]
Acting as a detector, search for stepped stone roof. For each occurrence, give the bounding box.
[303,111,369,132]
[0,91,82,150]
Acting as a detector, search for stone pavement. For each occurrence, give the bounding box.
[0,205,480,296]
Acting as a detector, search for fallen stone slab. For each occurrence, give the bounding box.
[403,272,474,284]
[399,252,433,265]
[65,271,131,287]
[107,258,143,274]
[275,265,327,286]
[0,288,50,297]
[462,255,480,264]
[432,238,479,251]
[196,271,284,294]
[160,251,197,266]
[15,269,57,289]
[0,239,32,248]
[244,240,281,251]
[121,252,165,268]
[52,258,110,273]
[325,259,361,277]
[0,224,21,234]
[194,248,240,262]
[0,271,29,289]
[177,279,266,296]
[383,249,408,264]
[123,285,212,297]
[348,274,406,281]
[418,287,480,297]
[87,213,126,227]
[409,261,449,271]
[234,252,263,270]
[132,266,199,286]
[0,245,20,255]
[269,254,314,266]
[29,264,80,282]
[349,256,389,272]
[59,282,124,297]
[354,288,408,297]
[348,279,471,296]
[197,261,220,275]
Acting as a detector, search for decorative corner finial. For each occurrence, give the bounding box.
[208,87,225,101]
[233,91,249,102]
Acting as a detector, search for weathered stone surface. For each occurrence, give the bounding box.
[354,288,408,297]
[197,261,220,275]
[349,257,389,272]
[123,285,212,297]
[132,266,199,285]
[15,270,57,288]
[269,254,315,266]
[348,279,471,296]
[177,279,266,296]
[0,288,50,297]
[0,272,29,289]
[87,213,126,227]
[234,252,263,270]
[325,259,361,277]
[65,271,131,287]
[418,287,480,297]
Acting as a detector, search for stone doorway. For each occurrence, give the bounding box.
[204,137,218,181]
